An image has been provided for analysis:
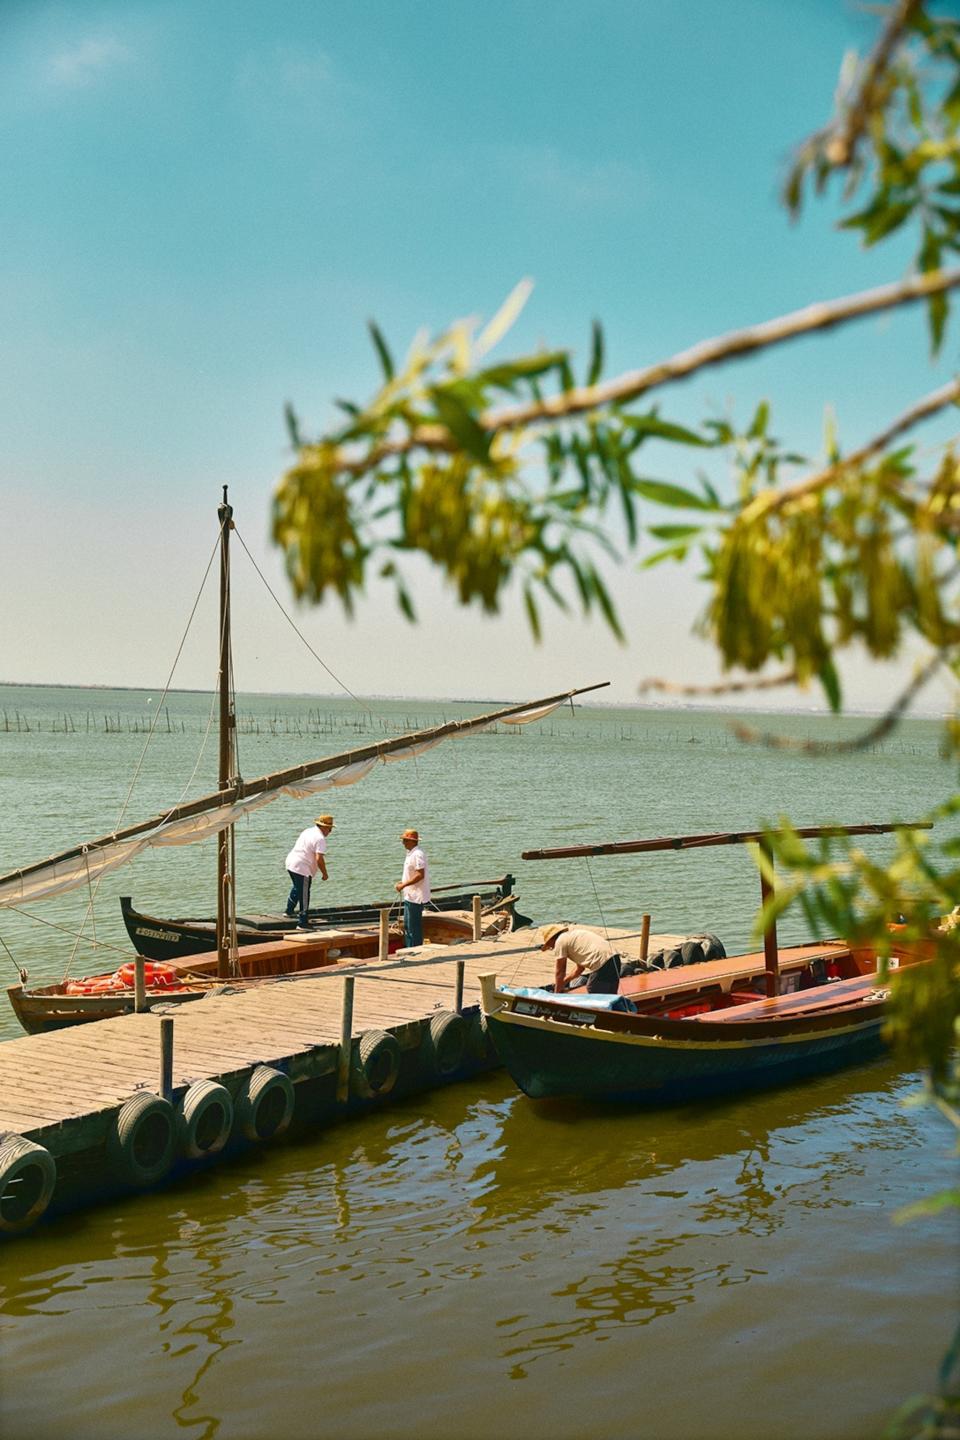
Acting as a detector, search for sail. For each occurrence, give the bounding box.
[0,683,607,909]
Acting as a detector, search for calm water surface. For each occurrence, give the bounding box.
[0,686,956,1439]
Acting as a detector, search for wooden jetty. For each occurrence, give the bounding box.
[0,925,684,1234]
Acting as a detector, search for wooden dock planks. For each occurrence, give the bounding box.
[0,926,672,1157]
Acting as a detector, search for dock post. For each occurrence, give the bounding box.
[640,914,650,962]
[336,975,355,1104]
[378,908,390,962]
[455,959,465,1014]
[134,955,147,1013]
[472,894,482,941]
[159,1017,174,1102]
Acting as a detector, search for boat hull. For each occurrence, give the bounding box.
[120,881,529,961]
[487,1013,886,1103]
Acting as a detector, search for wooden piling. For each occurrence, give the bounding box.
[336,975,355,1103]
[455,959,465,1014]
[378,908,390,962]
[159,1017,174,1102]
[640,914,651,962]
[134,956,146,1013]
[471,894,482,941]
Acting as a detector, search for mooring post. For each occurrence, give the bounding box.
[378,908,390,962]
[159,1017,174,1102]
[134,955,147,1013]
[455,958,465,1014]
[336,975,355,1104]
[472,894,482,941]
[640,914,650,962]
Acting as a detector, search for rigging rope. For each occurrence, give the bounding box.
[234,525,383,718]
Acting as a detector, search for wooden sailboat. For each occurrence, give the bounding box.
[2,489,605,1033]
[480,822,933,1105]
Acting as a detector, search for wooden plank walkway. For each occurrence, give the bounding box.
[0,926,681,1156]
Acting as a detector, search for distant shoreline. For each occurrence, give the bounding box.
[0,677,948,720]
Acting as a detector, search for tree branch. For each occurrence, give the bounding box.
[745,375,960,522]
[638,669,800,698]
[824,0,924,169]
[729,648,951,753]
[327,268,960,478]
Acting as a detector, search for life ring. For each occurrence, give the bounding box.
[427,1010,468,1077]
[235,1067,294,1142]
[116,960,181,990]
[108,1092,177,1187]
[0,1135,57,1233]
[353,1030,401,1099]
[178,1080,233,1160]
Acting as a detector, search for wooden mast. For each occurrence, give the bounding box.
[216,487,234,981]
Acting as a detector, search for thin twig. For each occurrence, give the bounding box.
[638,669,800,697]
[824,0,923,169]
[729,649,951,753]
[328,268,960,478]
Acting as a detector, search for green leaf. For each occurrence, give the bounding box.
[863,201,915,246]
[284,402,303,449]
[523,584,542,641]
[817,655,842,714]
[429,387,491,462]
[587,320,604,386]
[631,477,720,510]
[748,401,770,439]
[475,352,569,390]
[368,320,395,381]
[623,414,710,447]
[588,567,625,641]
[928,290,949,356]
[641,543,690,568]
[647,523,704,540]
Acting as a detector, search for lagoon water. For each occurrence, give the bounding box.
[0,684,956,1439]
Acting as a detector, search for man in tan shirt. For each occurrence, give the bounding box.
[540,924,622,994]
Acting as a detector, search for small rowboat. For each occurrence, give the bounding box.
[7,906,515,1035]
[481,821,933,1107]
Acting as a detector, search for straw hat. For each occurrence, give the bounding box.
[401,828,419,841]
[316,814,335,828]
[540,923,569,948]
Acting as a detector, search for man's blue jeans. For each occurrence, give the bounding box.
[287,871,311,926]
[403,900,424,948]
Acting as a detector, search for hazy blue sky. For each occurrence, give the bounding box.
[1,1,954,710]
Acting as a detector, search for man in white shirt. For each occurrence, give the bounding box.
[285,814,334,929]
[540,923,622,994]
[395,827,431,948]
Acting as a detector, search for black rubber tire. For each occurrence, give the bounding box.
[700,933,726,961]
[664,947,685,969]
[354,1030,401,1098]
[427,1010,468,1077]
[647,949,666,970]
[108,1092,177,1187]
[681,940,706,966]
[236,1067,294,1142]
[0,1135,57,1233]
[178,1080,233,1160]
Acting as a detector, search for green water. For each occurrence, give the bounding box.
[0,685,956,1439]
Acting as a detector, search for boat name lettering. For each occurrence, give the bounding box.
[135,926,181,943]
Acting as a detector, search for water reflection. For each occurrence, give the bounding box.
[0,1058,950,1439]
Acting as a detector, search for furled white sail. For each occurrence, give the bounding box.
[0,685,604,909]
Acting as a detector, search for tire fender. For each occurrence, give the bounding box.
[427,1010,468,1077]
[178,1080,233,1160]
[0,1134,57,1233]
[236,1066,294,1142]
[108,1092,177,1187]
[468,1009,495,1062]
[354,1030,401,1099]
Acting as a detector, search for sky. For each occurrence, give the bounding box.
[1,0,956,713]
